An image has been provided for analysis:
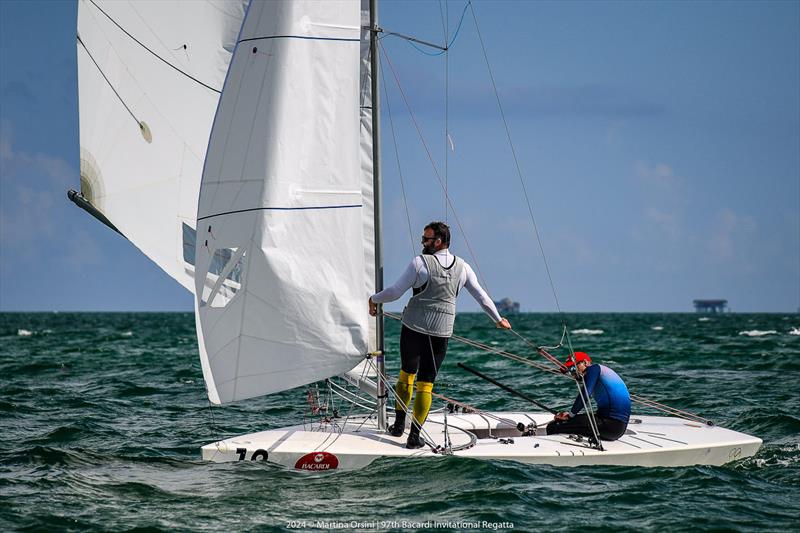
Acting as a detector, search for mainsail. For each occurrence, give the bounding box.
[76,0,246,292]
[195,0,370,404]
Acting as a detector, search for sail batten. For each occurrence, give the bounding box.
[195,0,370,404]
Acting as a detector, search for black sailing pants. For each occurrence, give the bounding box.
[546,413,627,441]
[400,325,448,383]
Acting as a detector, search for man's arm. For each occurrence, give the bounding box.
[569,364,600,416]
[462,263,511,329]
[368,257,426,316]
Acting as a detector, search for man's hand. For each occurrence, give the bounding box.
[554,411,570,422]
[496,317,512,330]
[368,298,378,317]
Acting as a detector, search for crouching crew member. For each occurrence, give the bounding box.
[547,351,631,442]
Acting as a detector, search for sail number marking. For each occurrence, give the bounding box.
[236,447,269,461]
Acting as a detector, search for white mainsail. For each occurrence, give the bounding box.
[195,0,369,404]
[76,0,246,292]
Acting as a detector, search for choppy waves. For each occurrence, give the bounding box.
[739,330,778,337]
[570,328,604,335]
[1,312,798,531]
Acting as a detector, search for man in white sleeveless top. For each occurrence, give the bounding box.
[369,221,512,448]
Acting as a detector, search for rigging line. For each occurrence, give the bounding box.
[457,334,554,373]
[373,362,460,450]
[87,0,221,94]
[387,313,704,425]
[538,324,568,351]
[389,1,471,57]
[444,0,449,224]
[379,41,491,293]
[430,390,529,428]
[575,370,603,448]
[77,35,140,126]
[468,2,564,317]
[383,311,558,374]
[381,321,705,425]
[383,324,705,426]
[373,367,440,448]
[629,394,711,424]
[379,52,416,255]
[329,380,376,407]
[509,329,562,367]
[438,0,447,42]
[317,372,366,451]
[629,394,706,418]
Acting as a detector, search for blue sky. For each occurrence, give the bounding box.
[1,0,798,312]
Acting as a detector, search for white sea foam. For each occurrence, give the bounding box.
[571,329,604,335]
[788,327,800,336]
[121,331,133,337]
[698,317,710,322]
[17,329,33,336]
[651,326,664,331]
[738,330,778,337]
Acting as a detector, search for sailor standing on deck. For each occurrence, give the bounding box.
[368,221,512,449]
[546,352,631,442]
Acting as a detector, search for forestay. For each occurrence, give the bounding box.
[195,0,369,404]
[76,0,246,292]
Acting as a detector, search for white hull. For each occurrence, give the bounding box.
[202,411,762,471]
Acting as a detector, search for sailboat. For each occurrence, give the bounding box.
[72,0,761,470]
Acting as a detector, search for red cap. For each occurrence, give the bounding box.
[565,351,592,368]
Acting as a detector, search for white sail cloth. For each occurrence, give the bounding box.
[359,0,377,354]
[195,0,369,404]
[76,0,246,292]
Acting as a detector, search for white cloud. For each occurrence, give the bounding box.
[707,208,757,269]
[1,119,73,186]
[0,119,85,259]
[645,207,679,240]
[635,161,679,191]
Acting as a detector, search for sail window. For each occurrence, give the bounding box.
[200,246,247,308]
[182,223,197,266]
[183,223,244,279]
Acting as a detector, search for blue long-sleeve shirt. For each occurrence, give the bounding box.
[570,364,631,424]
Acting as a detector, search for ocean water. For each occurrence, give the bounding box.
[1,312,798,532]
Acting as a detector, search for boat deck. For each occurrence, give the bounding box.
[201,411,761,470]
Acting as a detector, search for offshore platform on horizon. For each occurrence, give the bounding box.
[693,299,728,313]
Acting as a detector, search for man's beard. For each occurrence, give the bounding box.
[422,245,436,255]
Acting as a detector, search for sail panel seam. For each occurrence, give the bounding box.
[239,35,360,43]
[198,204,362,221]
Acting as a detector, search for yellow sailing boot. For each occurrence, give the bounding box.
[388,371,415,437]
[406,381,433,449]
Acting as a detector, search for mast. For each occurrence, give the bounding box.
[369,0,387,431]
